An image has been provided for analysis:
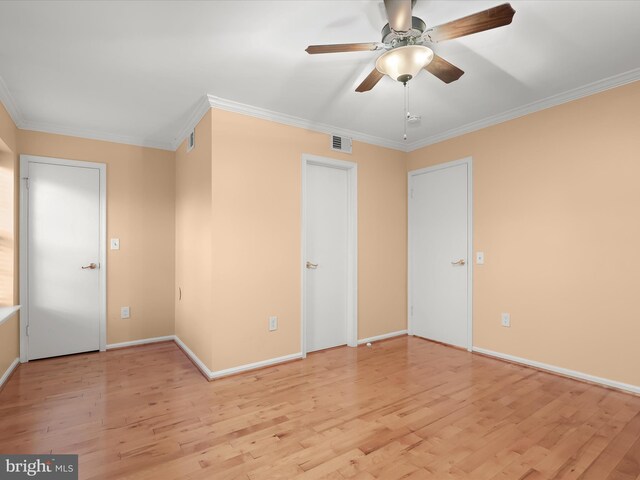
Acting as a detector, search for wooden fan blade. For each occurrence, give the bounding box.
[423,3,515,43]
[384,0,413,32]
[356,68,385,92]
[305,43,380,54]
[424,55,465,83]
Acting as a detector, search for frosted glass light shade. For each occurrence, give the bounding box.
[375,45,434,83]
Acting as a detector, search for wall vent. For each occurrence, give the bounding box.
[187,130,195,152]
[330,134,352,154]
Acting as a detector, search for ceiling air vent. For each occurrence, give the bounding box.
[330,134,352,154]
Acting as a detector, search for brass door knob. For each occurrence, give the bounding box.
[81,263,98,270]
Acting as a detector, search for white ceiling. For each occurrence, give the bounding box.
[1,1,639,151]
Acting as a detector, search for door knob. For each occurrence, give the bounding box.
[451,259,466,266]
[306,261,318,269]
[81,263,98,270]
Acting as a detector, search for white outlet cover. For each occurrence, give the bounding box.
[121,306,130,319]
[476,251,484,264]
[501,312,510,327]
[268,316,278,331]
[110,238,120,250]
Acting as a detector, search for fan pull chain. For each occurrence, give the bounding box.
[403,82,408,141]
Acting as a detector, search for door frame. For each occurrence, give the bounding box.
[407,157,473,351]
[19,155,107,362]
[301,154,358,357]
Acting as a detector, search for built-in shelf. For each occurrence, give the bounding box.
[0,306,20,326]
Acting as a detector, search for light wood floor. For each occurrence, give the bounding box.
[0,337,639,479]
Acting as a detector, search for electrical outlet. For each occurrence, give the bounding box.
[121,306,130,319]
[110,238,120,250]
[501,312,510,327]
[268,316,278,331]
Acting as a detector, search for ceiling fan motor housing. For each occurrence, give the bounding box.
[381,16,427,45]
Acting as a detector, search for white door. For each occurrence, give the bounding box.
[409,160,471,349]
[305,163,349,352]
[26,160,102,360]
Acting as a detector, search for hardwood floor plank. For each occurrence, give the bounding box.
[0,337,638,479]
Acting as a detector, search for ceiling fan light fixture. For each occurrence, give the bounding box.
[375,45,434,83]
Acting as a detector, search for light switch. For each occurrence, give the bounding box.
[110,238,120,250]
[476,251,484,264]
[121,306,130,319]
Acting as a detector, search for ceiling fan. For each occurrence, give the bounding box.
[305,0,516,92]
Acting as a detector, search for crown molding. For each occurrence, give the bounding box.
[177,67,640,154]
[170,95,211,151]
[0,75,24,127]
[19,119,174,151]
[0,72,173,150]
[173,94,408,152]
[406,67,640,152]
[207,95,408,151]
[3,66,640,154]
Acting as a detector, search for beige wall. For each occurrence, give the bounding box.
[209,109,407,371]
[3,102,407,377]
[0,103,16,153]
[0,102,19,378]
[4,79,638,389]
[18,130,176,345]
[175,111,213,369]
[0,148,14,306]
[407,80,640,387]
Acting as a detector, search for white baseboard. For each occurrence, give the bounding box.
[0,357,19,390]
[472,347,640,395]
[358,330,407,345]
[173,335,214,379]
[174,335,302,380]
[210,352,303,379]
[106,335,175,350]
